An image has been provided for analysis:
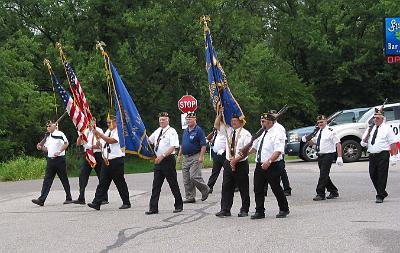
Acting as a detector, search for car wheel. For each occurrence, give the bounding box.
[341,140,362,163]
[300,142,318,162]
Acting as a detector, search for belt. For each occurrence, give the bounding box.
[183,152,199,157]
[369,151,389,157]
[317,152,335,157]
[48,156,64,160]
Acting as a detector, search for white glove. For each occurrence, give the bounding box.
[390,156,397,166]
[360,141,367,147]
[396,153,400,162]
[301,135,307,142]
[336,157,343,166]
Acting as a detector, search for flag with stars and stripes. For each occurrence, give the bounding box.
[64,61,93,121]
[51,70,96,166]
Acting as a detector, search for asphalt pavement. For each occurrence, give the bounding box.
[0,159,399,253]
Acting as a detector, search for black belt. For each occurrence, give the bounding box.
[369,151,389,157]
[256,160,282,165]
[317,152,335,157]
[48,156,64,160]
[183,152,199,157]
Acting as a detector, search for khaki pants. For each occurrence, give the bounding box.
[182,153,209,200]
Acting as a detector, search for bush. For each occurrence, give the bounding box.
[0,156,46,181]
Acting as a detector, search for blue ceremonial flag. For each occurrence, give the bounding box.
[203,19,245,126]
[105,56,154,159]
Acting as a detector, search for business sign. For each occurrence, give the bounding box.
[385,17,400,57]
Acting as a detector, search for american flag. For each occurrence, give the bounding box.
[52,71,96,167]
[64,61,93,121]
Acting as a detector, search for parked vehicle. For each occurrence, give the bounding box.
[285,107,370,162]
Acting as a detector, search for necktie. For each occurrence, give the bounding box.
[210,129,218,147]
[230,129,236,157]
[155,129,163,152]
[104,131,112,153]
[316,129,322,152]
[257,130,268,163]
[371,126,379,145]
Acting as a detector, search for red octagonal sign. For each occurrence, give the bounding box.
[178,95,197,113]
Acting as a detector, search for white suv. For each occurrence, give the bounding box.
[331,102,400,162]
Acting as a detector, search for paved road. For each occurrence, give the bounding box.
[1,160,399,253]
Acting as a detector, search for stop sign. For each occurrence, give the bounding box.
[178,95,198,113]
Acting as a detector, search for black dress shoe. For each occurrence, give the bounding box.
[250,212,265,219]
[183,199,196,204]
[173,208,183,213]
[276,210,290,218]
[238,211,248,217]
[145,210,158,215]
[101,200,109,205]
[326,192,339,199]
[119,204,131,209]
[215,210,231,217]
[313,195,326,201]
[375,198,383,203]
[284,191,291,197]
[87,203,100,210]
[72,199,86,205]
[63,199,73,204]
[32,199,44,206]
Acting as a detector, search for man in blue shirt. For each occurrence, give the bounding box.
[178,112,209,203]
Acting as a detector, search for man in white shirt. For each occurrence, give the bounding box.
[73,117,108,205]
[302,115,343,201]
[206,128,227,194]
[214,110,252,218]
[88,115,131,210]
[360,108,397,203]
[250,112,289,219]
[32,120,72,206]
[145,112,183,214]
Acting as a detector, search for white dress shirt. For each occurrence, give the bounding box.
[312,127,340,154]
[44,130,68,158]
[211,131,227,155]
[101,128,125,160]
[252,123,285,163]
[362,122,396,154]
[82,127,104,153]
[149,126,179,157]
[220,125,252,161]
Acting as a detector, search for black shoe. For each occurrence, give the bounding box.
[208,188,213,194]
[145,210,158,215]
[215,210,231,218]
[32,199,44,206]
[119,204,131,209]
[72,199,86,205]
[63,199,73,204]
[251,212,265,219]
[87,203,100,210]
[326,192,339,199]
[183,199,196,204]
[238,211,248,217]
[276,210,290,218]
[173,208,183,213]
[375,197,383,203]
[313,195,326,201]
[201,192,209,201]
[101,200,109,205]
[284,191,291,196]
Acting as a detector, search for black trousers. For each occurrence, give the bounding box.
[265,159,292,194]
[39,156,71,202]
[78,152,107,201]
[149,155,183,211]
[220,159,250,212]
[207,151,226,190]
[254,161,289,213]
[316,153,338,196]
[369,151,390,199]
[92,157,130,205]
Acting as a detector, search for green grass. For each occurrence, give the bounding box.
[0,153,299,182]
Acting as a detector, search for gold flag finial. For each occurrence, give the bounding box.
[201,15,211,32]
[96,41,107,55]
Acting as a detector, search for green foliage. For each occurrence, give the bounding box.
[0,156,46,181]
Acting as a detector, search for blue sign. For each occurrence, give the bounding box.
[385,17,400,56]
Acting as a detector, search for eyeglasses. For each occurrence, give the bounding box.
[46,125,51,128]
[158,112,169,117]
[106,121,112,124]
[317,121,325,124]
